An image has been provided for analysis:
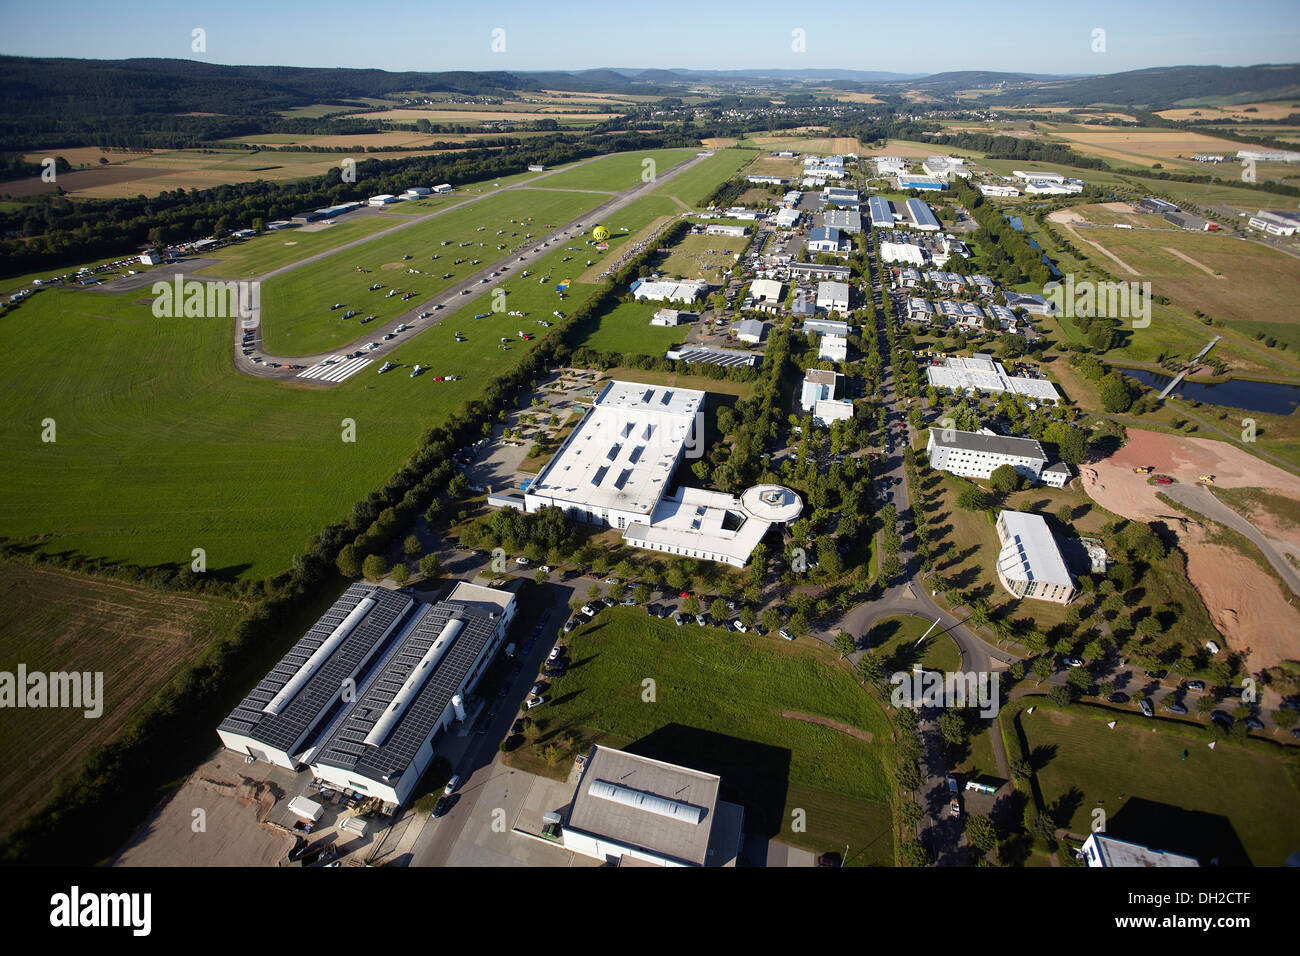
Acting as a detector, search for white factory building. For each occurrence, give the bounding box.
[874,156,908,175]
[879,241,930,266]
[523,381,800,567]
[799,369,854,424]
[773,207,800,228]
[819,333,848,362]
[807,226,846,254]
[1247,209,1300,236]
[749,278,784,302]
[1012,170,1066,184]
[927,427,1069,487]
[706,224,749,237]
[922,156,971,179]
[978,183,1021,198]
[1079,834,1199,868]
[650,309,698,327]
[926,354,1061,402]
[994,510,1077,604]
[217,581,517,807]
[368,194,398,206]
[815,281,850,312]
[631,277,707,303]
[558,746,745,867]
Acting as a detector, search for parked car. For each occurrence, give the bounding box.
[673,613,685,627]
[779,628,794,641]
[601,597,616,608]
[1163,701,1188,715]
[580,604,596,617]
[525,696,546,709]
[529,682,545,697]
[1145,669,1168,680]
[511,719,526,735]
[1064,657,1085,668]
[1139,699,1154,717]
[515,556,530,566]
[815,852,842,867]
[732,620,748,633]
[547,646,561,662]
[1210,710,1233,726]
[1244,717,1265,731]
[695,613,707,627]
[443,774,461,796]
[1184,680,1206,692]
[563,618,577,633]
[1107,692,1129,704]
[949,799,961,819]
[946,775,960,794]
[432,796,453,818]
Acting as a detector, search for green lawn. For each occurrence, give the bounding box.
[512,607,897,863]
[651,148,758,206]
[1019,705,1300,866]
[197,217,398,278]
[574,300,689,355]
[863,614,963,672]
[258,187,613,354]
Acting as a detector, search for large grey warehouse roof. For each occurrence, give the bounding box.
[905,198,940,230]
[931,427,1046,461]
[218,584,415,755]
[310,597,501,784]
[868,195,894,226]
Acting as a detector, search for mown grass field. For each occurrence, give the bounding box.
[0,147,748,581]
[197,217,398,277]
[574,300,689,355]
[650,148,757,206]
[0,563,246,841]
[1020,706,1300,865]
[510,608,897,863]
[258,187,609,354]
[532,149,698,192]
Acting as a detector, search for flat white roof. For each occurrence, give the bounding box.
[926,357,1059,400]
[623,484,802,566]
[526,380,703,517]
[997,510,1073,589]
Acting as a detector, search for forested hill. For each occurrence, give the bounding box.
[0,57,531,118]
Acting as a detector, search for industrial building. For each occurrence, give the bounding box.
[898,174,945,191]
[879,241,929,266]
[1137,197,1179,215]
[823,209,863,234]
[819,333,847,362]
[1079,834,1199,868]
[773,207,800,228]
[804,317,850,338]
[925,355,1061,401]
[926,427,1056,485]
[650,309,698,327]
[558,746,745,866]
[822,186,859,207]
[631,277,707,303]
[734,318,767,344]
[799,369,853,424]
[368,194,397,206]
[1024,181,1084,196]
[922,156,971,179]
[747,174,784,185]
[1247,209,1300,236]
[874,156,908,175]
[815,281,850,313]
[994,510,1076,604]
[789,261,852,281]
[1013,170,1065,184]
[523,381,791,566]
[806,226,846,254]
[978,183,1020,198]
[1004,291,1056,315]
[868,195,896,229]
[749,278,783,302]
[706,224,749,237]
[217,581,516,807]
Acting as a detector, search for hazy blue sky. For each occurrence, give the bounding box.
[2,0,1297,75]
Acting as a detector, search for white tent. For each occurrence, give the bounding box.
[288,795,324,822]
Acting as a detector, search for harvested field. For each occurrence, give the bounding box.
[0,564,245,842]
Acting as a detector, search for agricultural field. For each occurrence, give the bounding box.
[7,147,454,200]
[1040,127,1261,170]
[0,563,246,841]
[1016,704,1300,866]
[505,608,897,864]
[258,186,611,354]
[1157,101,1300,122]
[1047,205,1300,351]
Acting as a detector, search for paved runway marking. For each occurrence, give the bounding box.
[297,354,373,382]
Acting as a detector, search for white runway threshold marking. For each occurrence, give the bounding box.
[297,354,373,382]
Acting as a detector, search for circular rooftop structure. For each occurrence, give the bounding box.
[739,484,803,524]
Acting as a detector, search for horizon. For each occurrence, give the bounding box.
[3,0,1299,76]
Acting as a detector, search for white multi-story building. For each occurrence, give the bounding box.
[927,427,1048,483]
[819,333,848,362]
[994,510,1076,604]
[800,369,853,424]
[978,183,1021,197]
[815,281,850,312]
[1247,209,1300,236]
[925,355,1060,401]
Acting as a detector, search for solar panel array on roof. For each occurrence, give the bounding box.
[312,599,501,783]
[868,195,894,226]
[218,584,414,755]
[906,198,940,230]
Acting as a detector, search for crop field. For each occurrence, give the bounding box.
[529,148,698,193]
[258,187,612,354]
[0,563,246,840]
[6,147,457,200]
[508,608,897,863]
[1042,127,1259,169]
[649,148,757,206]
[1019,706,1300,866]
[1157,101,1300,122]
[573,300,690,355]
